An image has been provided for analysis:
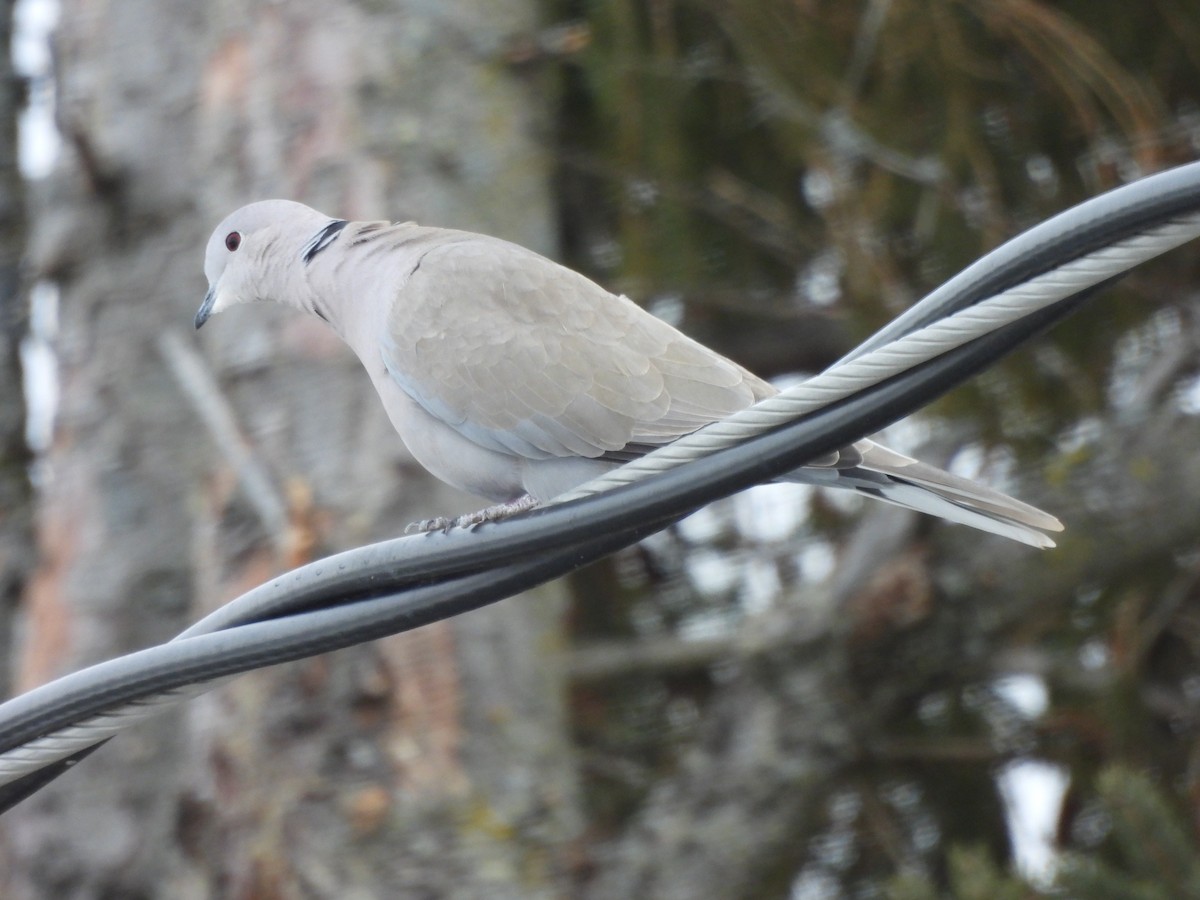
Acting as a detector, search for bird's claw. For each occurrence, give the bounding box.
[405,496,540,535]
[405,516,453,534]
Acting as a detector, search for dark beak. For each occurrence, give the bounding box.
[195,286,215,329]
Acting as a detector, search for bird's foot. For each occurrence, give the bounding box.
[405,516,453,534]
[405,495,540,534]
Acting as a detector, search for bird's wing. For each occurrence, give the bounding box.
[379,234,773,460]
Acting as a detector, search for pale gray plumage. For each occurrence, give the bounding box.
[197,199,1064,547]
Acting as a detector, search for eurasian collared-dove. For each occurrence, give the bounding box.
[196,200,1063,547]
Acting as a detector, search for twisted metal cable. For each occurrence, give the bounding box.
[1,213,1197,788]
[3,215,1193,787]
[555,213,1200,502]
[0,679,226,783]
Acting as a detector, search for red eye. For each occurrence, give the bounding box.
[225,231,241,252]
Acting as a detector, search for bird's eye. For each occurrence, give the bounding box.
[225,231,241,252]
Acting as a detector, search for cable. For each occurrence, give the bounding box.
[557,212,1200,500]
[1,160,1199,812]
[158,162,1200,640]
[843,158,1200,359]
[0,283,1096,798]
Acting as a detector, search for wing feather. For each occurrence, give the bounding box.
[381,234,768,459]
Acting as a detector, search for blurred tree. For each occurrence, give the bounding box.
[2,0,1200,898]
[891,766,1200,898]
[0,0,578,897]
[545,0,1200,897]
[0,0,31,704]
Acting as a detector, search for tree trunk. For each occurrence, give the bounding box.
[0,2,578,897]
[0,0,32,704]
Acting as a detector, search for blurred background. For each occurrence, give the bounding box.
[1,0,1199,897]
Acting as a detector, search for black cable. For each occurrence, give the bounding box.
[0,285,1092,757]
[1,159,1198,813]
[184,161,1200,641]
[842,159,1200,360]
[0,520,680,812]
[0,742,108,813]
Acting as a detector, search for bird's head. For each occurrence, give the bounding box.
[196,199,334,328]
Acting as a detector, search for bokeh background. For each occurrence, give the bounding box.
[2,0,1200,897]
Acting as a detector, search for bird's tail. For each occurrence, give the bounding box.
[782,440,1063,549]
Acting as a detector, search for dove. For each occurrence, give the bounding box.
[195,200,1063,547]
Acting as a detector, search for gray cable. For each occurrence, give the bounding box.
[557,213,1200,501]
[0,680,226,783]
[3,214,1195,785]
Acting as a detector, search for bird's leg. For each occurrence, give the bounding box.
[406,494,541,534]
[453,494,540,528]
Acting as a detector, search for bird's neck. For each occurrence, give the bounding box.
[291,264,378,361]
[261,241,350,337]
